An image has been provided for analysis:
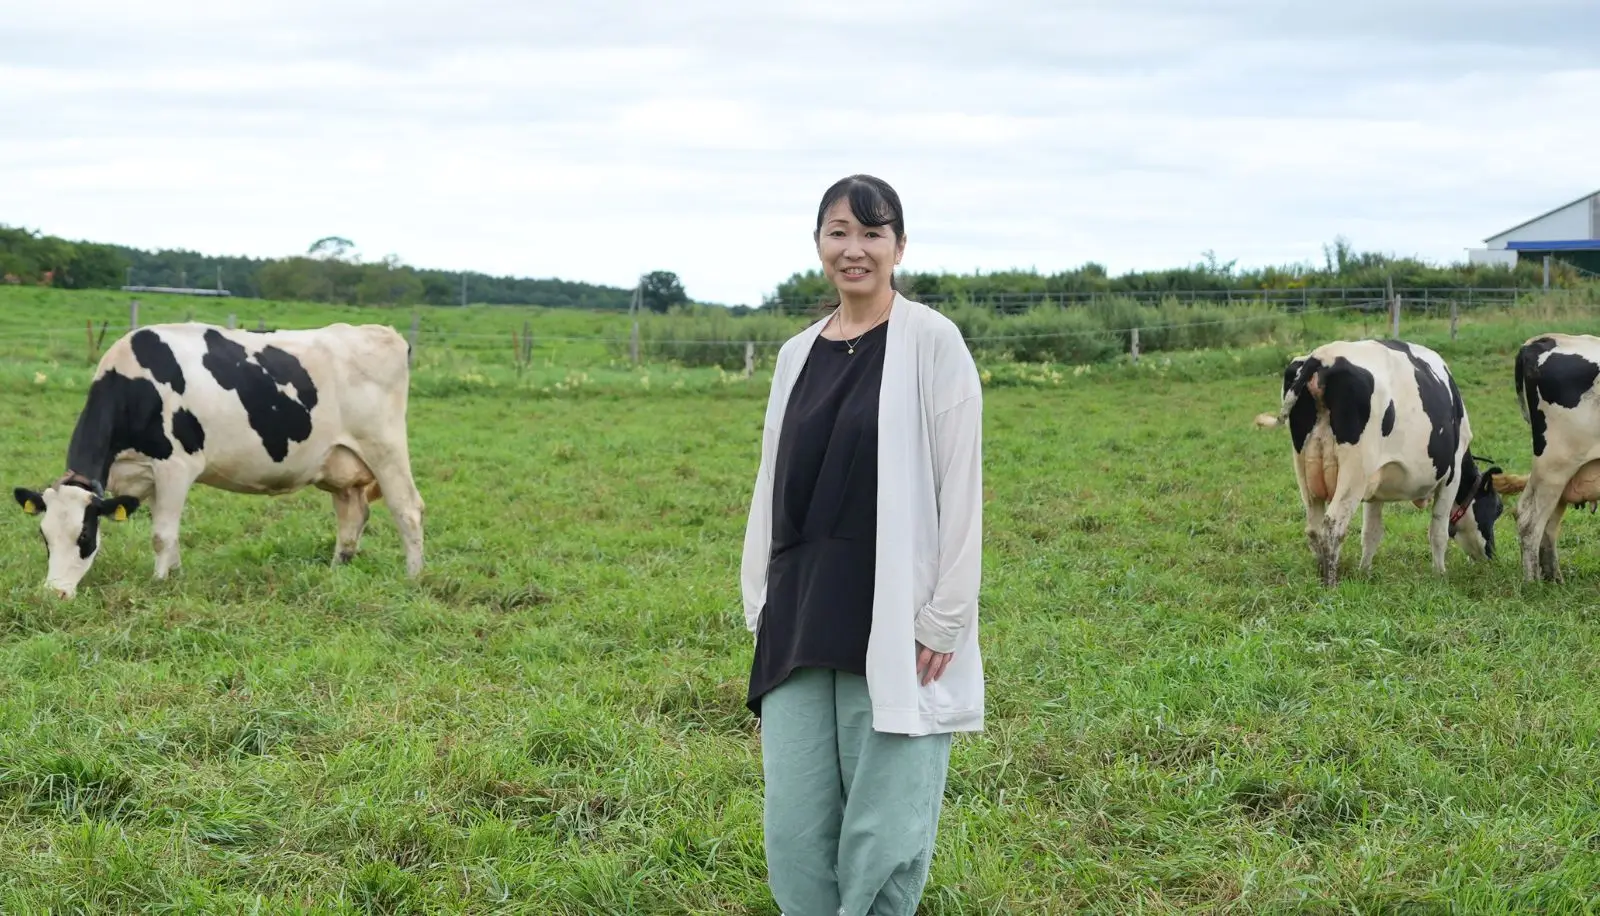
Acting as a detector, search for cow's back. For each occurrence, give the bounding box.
[1296,339,1466,491]
[101,322,410,475]
[127,321,409,401]
[1370,340,1467,483]
[1517,333,1600,461]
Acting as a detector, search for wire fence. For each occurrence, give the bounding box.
[5,284,1599,378]
[760,285,1533,315]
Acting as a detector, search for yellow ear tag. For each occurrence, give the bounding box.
[23,500,37,515]
[113,505,128,521]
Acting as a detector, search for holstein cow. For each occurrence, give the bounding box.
[12,322,424,598]
[1279,339,1504,586]
[1496,333,1600,582]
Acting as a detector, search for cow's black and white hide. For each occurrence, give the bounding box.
[1279,339,1503,587]
[1495,333,1600,582]
[12,322,425,598]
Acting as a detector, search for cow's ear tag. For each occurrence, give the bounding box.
[113,504,128,521]
[23,500,37,515]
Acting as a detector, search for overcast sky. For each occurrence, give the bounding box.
[5,0,1598,306]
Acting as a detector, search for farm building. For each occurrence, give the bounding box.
[1468,188,1600,274]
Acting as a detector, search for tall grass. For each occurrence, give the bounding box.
[619,297,1329,369]
[623,306,811,371]
[938,296,1300,365]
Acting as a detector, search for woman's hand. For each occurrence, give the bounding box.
[916,642,953,685]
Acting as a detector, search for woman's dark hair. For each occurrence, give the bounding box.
[811,174,905,312]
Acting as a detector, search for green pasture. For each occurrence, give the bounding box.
[1,286,1600,912]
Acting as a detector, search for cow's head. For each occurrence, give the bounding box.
[1449,453,1505,561]
[12,479,140,598]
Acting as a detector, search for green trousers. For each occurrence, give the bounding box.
[760,666,953,916]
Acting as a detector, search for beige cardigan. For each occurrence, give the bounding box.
[741,293,985,736]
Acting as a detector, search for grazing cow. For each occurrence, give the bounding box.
[1279,339,1504,586]
[1495,333,1600,582]
[12,322,425,598]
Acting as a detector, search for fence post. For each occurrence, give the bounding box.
[1450,300,1459,340]
[1544,255,1552,290]
[1385,276,1398,338]
[1130,327,1140,363]
[85,319,94,364]
[408,312,419,368]
[227,313,236,329]
[629,281,641,366]
[522,319,531,367]
[129,298,139,331]
[744,341,754,378]
[257,318,265,331]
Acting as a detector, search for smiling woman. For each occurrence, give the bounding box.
[740,174,986,915]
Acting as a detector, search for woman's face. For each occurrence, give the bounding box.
[815,197,903,299]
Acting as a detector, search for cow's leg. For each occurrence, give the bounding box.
[1359,501,1384,572]
[1318,480,1364,588]
[1292,456,1327,570]
[1539,502,1569,583]
[148,467,196,579]
[1304,500,1327,573]
[1427,487,1452,576]
[331,486,371,565]
[362,441,425,577]
[1517,470,1570,582]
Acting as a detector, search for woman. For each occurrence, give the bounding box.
[740,174,985,916]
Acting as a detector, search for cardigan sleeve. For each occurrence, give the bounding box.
[740,419,777,635]
[913,338,984,655]
[740,345,790,635]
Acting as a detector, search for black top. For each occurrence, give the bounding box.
[746,319,888,716]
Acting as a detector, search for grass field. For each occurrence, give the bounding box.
[4,287,1600,912]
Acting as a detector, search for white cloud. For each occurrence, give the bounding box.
[2,0,1598,306]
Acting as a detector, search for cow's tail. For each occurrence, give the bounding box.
[1493,473,1529,495]
[1282,357,1353,416]
[1515,340,1543,427]
[1279,358,1313,422]
[1314,361,1365,420]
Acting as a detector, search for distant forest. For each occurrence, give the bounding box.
[0,226,636,310]
[1,222,1585,315]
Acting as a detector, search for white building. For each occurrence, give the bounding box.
[1468,188,1600,272]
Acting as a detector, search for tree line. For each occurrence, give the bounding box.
[4,222,1587,315]
[761,237,1583,311]
[1,226,639,310]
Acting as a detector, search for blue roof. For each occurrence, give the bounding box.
[1505,239,1600,251]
